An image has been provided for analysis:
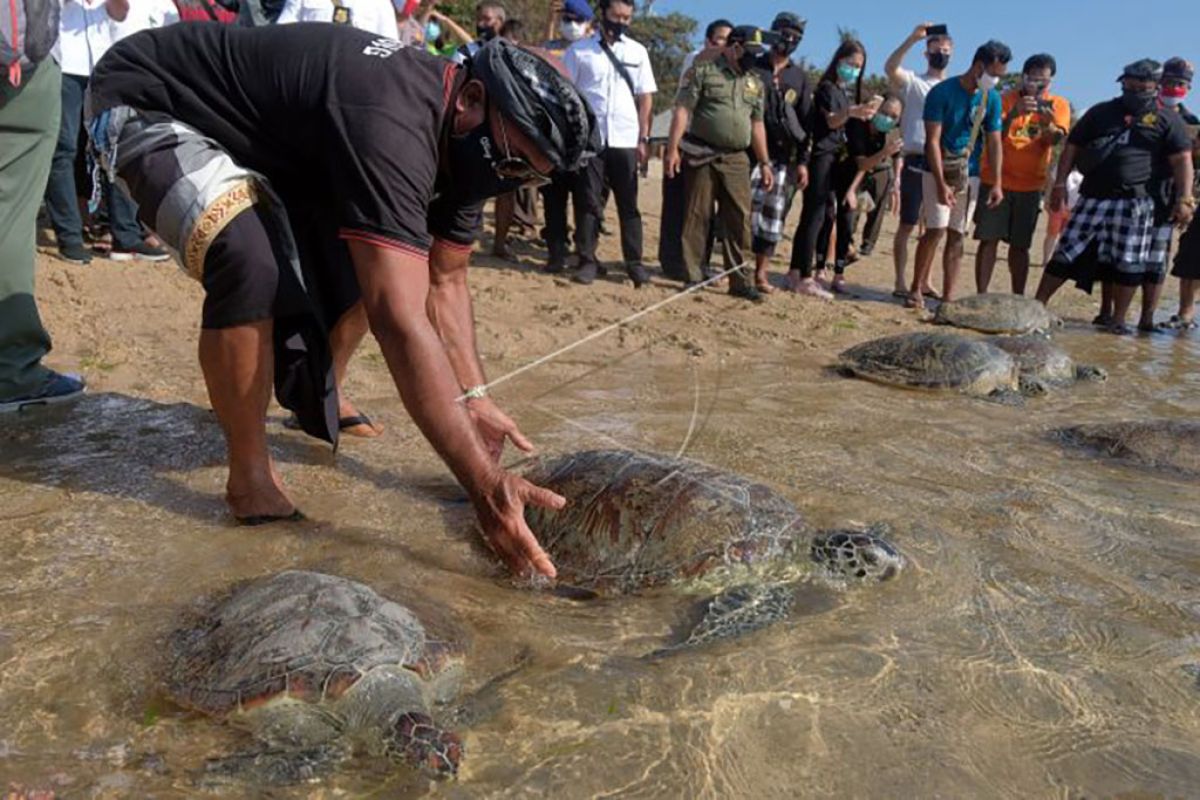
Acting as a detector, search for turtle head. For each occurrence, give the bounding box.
[385,712,463,779]
[1075,364,1108,382]
[810,528,903,582]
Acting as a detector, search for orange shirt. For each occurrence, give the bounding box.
[981,90,1071,192]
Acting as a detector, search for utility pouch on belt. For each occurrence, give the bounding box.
[940,150,970,191]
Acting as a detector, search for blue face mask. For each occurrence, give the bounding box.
[425,20,441,40]
[837,61,861,83]
[872,113,897,133]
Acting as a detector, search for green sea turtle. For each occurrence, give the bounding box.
[987,335,1108,391]
[522,450,903,653]
[1055,420,1200,477]
[166,571,466,784]
[837,331,1042,400]
[934,293,1061,334]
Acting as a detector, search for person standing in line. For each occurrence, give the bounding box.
[785,38,878,298]
[974,53,1070,295]
[1,0,89,412]
[540,0,592,58]
[44,0,169,265]
[1163,58,1200,330]
[748,12,811,294]
[884,22,951,297]
[845,96,904,265]
[452,0,504,64]
[1034,59,1194,335]
[665,24,774,302]
[659,17,730,280]
[490,17,540,259]
[562,0,655,287]
[908,40,1010,308]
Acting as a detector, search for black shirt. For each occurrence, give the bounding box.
[89,23,479,253]
[753,53,813,165]
[846,118,889,168]
[1068,97,1193,199]
[809,79,850,159]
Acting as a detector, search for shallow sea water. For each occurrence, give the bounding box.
[1,323,1199,799]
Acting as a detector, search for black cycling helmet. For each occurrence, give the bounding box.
[469,39,600,173]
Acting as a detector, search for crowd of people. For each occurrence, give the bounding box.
[0,1,1197,577]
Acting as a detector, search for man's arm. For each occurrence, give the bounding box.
[1048,142,1078,213]
[925,120,952,206]
[985,129,1004,208]
[426,239,534,459]
[664,105,690,177]
[1169,150,1196,228]
[429,10,473,44]
[751,119,774,192]
[347,240,563,578]
[885,22,929,88]
[636,92,653,164]
[105,0,130,21]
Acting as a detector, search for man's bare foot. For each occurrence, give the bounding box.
[904,292,924,309]
[791,277,834,300]
[755,270,774,293]
[226,466,297,522]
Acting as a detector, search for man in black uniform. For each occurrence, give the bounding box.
[85,25,598,579]
[748,12,811,292]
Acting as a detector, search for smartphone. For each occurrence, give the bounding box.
[926,24,948,37]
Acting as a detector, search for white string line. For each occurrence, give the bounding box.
[456,262,748,402]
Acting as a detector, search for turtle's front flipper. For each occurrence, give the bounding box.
[1075,364,1108,382]
[384,711,463,779]
[198,744,347,787]
[650,584,797,658]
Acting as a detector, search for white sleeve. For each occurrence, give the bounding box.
[633,42,656,95]
[892,66,913,91]
[273,0,303,24]
[563,42,581,84]
[372,0,399,39]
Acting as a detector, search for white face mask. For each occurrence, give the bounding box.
[560,20,586,41]
[979,72,999,93]
[1162,95,1184,108]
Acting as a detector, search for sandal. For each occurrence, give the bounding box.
[892,289,909,299]
[1091,313,1113,328]
[920,287,942,300]
[236,509,306,527]
[755,282,775,294]
[284,413,383,438]
[1137,321,1171,335]
[1107,323,1134,336]
[904,294,925,310]
[1164,314,1198,331]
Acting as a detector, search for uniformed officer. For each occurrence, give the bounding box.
[664,25,775,302]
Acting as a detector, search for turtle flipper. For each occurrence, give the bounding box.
[384,711,463,779]
[986,387,1026,405]
[650,584,796,658]
[1075,364,1108,382]
[198,744,347,787]
[1017,374,1050,397]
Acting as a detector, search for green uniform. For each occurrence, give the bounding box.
[0,62,60,400]
[675,55,764,288]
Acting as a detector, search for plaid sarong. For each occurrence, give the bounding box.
[1051,195,1158,277]
[750,164,791,244]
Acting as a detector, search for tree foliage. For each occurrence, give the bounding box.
[630,11,698,114]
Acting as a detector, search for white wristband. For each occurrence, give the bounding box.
[463,385,489,400]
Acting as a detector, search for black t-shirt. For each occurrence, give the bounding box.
[1068,98,1193,199]
[753,53,813,165]
[89,23,480,252]
[846,117,887,164]
[809,79,850,158]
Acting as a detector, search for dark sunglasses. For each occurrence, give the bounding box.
[495,114,553,187]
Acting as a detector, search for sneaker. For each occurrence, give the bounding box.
[574,262,598,285]
[55,243,92,265]
[110,242,170,262]
[0,371,86,414]
[729,285,765,303]
[627,264,649,289]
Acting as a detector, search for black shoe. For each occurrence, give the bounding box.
[596,264,608,277]
[729,285,765,303]
[627,264,649,288]
[110,242,170,262]
[544,261,566,274]
[55,243,92,265]
[574,263,597,285]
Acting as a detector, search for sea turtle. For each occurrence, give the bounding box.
[934,293,1061,334]
[987,335,1108,391]
[166,571,466,785]
[521,450,903,653]
[836,331,1041,400]
[1055,420,1200,478]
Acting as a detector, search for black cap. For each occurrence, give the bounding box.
[1117,58,1163,82]
[770,12,805,34]
[728,25,779,50]
[1163,57,1195,83]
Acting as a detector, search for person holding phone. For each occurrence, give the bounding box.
[974,53,1070,295]
[845,96,905,268]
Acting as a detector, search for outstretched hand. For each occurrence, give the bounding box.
[472,471,565,579]
[467,397,534,463]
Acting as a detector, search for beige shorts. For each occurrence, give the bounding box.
[922,172,980,234]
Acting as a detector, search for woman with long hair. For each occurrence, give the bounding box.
[786,38,879,297]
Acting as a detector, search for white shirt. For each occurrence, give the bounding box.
[276,0,400,39]
[112,0,178,41]
[55,0,118,77]
[563,33,656,149]
[894,68,944,155]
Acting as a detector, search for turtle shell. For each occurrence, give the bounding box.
[522,450,808,593]
[838,331,1019,395]
[934,293,1059,334]
[988,335,1076,384]
[166,571,464,716]
[1056,421,1200,477]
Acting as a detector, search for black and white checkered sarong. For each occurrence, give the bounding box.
[750,164,791,244]
[1051,195,1163,281]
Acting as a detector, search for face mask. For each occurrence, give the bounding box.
[978,72,999,93]
[425,20,440,41]
[772,35,799,57]
[927,51,949,70]
[872,114,897,133]
[601,18,627,40]
[447,116,525,203]
[1161,85,1188,108]
[560,20,586,41]
[837,62,861,83]
[739,47,760,72]
[1122,88,1158,114]
[476,23,496,41]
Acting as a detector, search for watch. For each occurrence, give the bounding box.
[640,135,651,144]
